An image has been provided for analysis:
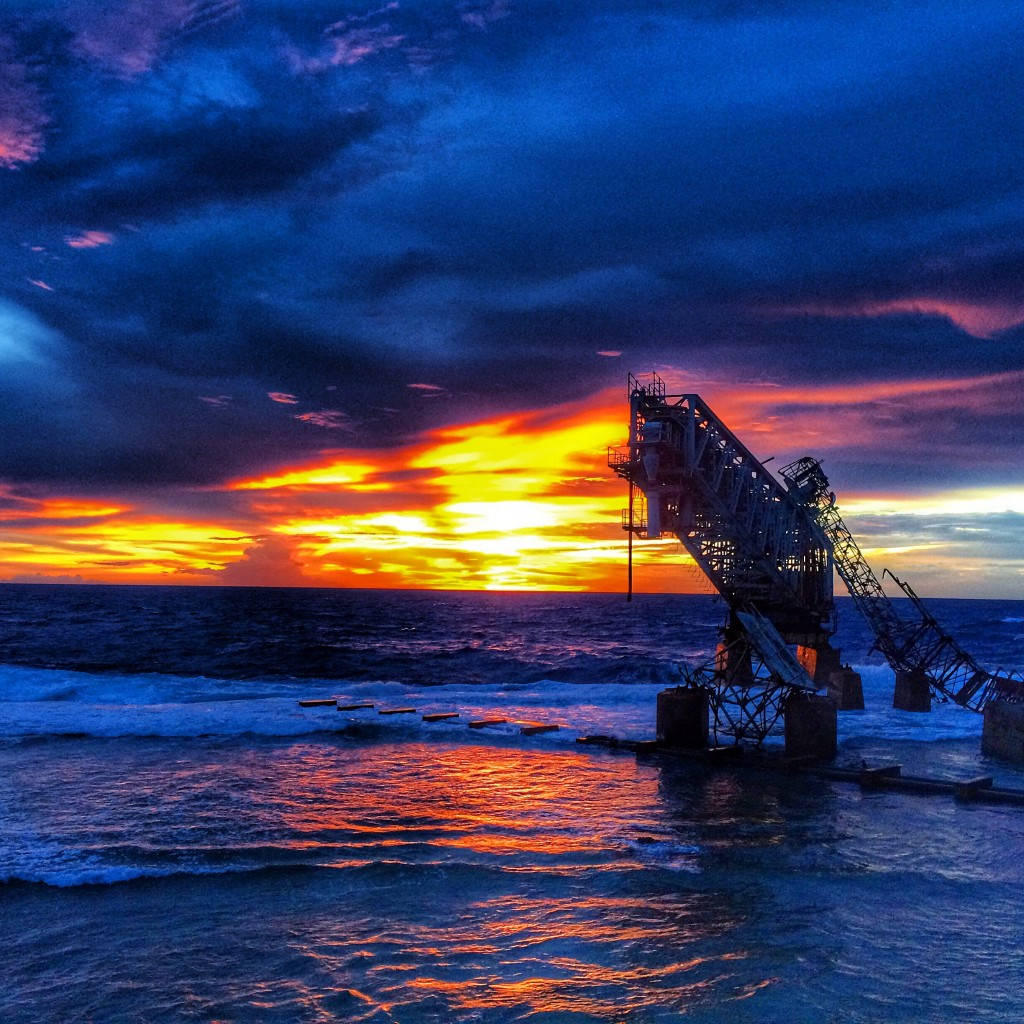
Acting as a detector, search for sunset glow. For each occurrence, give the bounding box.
[3,1,1023,598]
[3,374,1021,596]
[0,389,690,591]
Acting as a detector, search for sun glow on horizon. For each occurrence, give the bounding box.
[3,379,1022,597]
[0,388,694,592]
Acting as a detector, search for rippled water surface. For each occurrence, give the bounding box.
[3,586,1024,1022]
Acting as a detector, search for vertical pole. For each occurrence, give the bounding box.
[627,482,634,602]
[626,380,637,604]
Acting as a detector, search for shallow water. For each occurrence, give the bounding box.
[2,586,1024,1022]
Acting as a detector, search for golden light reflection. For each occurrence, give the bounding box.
[257,741,767,1016]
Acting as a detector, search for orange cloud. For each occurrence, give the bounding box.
[223,389,675,591]
[4,375,1020,595]
[0,388,689,592]
[70,0,240,79]
[0,41,49,168]
[661,368,1024,459]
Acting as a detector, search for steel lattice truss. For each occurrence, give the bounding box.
[609,373,834,644]
[780,456,1024,710]
[677,607,817,744]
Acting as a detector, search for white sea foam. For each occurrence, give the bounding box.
[0,663,664,741]
[0,660,988,745]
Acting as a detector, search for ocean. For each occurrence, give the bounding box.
[2,584,1024,1023]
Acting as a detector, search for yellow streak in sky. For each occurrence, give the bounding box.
[839,489,1024,517]
[7,380,1018,594]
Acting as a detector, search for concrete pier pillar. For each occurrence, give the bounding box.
[784,693,837,761]
[715,641,754,685]
[828,667,864,711]
[982,700,1024,762]
[796,643,843,687]
[656,687,710,749]
[893,668,931,712]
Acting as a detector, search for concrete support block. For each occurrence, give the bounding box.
[656,687,710,749]
[715,642,754,685]
[784,694,837,762]
[893,669,931,712]
[796,643,843,687]
[982,700,1024,763]
[827,667,864,711]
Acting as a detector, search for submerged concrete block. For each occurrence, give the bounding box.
[520,722,559,736]
[828,667,864,710]
[982,701,1024,763]
[656,687,710,749]
[796,644,842,687]
[784,694,837,762]
[893,669,931,712]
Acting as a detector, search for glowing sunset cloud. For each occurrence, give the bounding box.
[660,369,1024,459]
[766,299,1024,339]
[3,3,1024,599]
[65,230,115,249]
[838,489,1024,518]
[0,387,691,591]
[2,376,1021,596]
[227,390,685,592]
[0,516,252,580]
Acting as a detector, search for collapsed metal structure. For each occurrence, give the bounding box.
[607,374,834,643]
[609,373,1023,744]
[780,456,1024,710]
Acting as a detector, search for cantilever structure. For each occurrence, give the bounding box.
[611,374,1024,759]
[609,373,838,743]
[608,373,834,644]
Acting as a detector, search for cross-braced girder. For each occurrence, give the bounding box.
[780,456,1024,711]
[676,606,817,744]
[609,373,834,643]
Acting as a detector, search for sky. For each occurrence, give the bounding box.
[1,0,1022,597]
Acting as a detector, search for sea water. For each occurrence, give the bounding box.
[2,584,1024,1023]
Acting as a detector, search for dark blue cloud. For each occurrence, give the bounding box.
[2,0,1024,492]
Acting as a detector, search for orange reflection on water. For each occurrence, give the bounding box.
[266,742,659,859]
[403,893,755,1018]
[260,740,773,1018]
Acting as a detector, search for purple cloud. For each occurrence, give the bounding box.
[0,39,49,169]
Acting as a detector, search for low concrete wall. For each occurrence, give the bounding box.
[828,667,864,711]
[894,669,931,712]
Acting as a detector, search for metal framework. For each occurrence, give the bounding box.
[609,373,834,644]
[676,607,818,744]
[609,374,837,743]
[780,456,1024,710]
